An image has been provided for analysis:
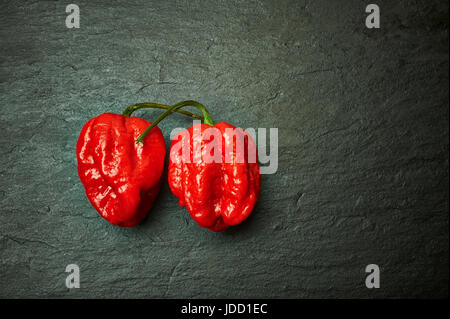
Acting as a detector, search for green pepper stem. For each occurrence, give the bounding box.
[135,100,214,145]
[123,102,203,120]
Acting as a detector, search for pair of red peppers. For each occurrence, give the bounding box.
[76,101,261,231]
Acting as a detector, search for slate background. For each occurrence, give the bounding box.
[0,0,448,298]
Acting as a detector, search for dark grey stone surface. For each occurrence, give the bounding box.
[0,0,448,298]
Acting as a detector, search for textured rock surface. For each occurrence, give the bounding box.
[0,0,448,298]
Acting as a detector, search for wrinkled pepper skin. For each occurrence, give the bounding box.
[76,113,166,227]
[168,122,260,232]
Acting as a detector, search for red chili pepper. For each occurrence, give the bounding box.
[140,101,261,232]
[76,103,201,227]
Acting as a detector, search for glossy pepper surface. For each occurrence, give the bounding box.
[76,112,166,227]
[169,122,261,232]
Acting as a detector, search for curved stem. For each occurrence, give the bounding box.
[123,102,203,120]
[135,100,214,145]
